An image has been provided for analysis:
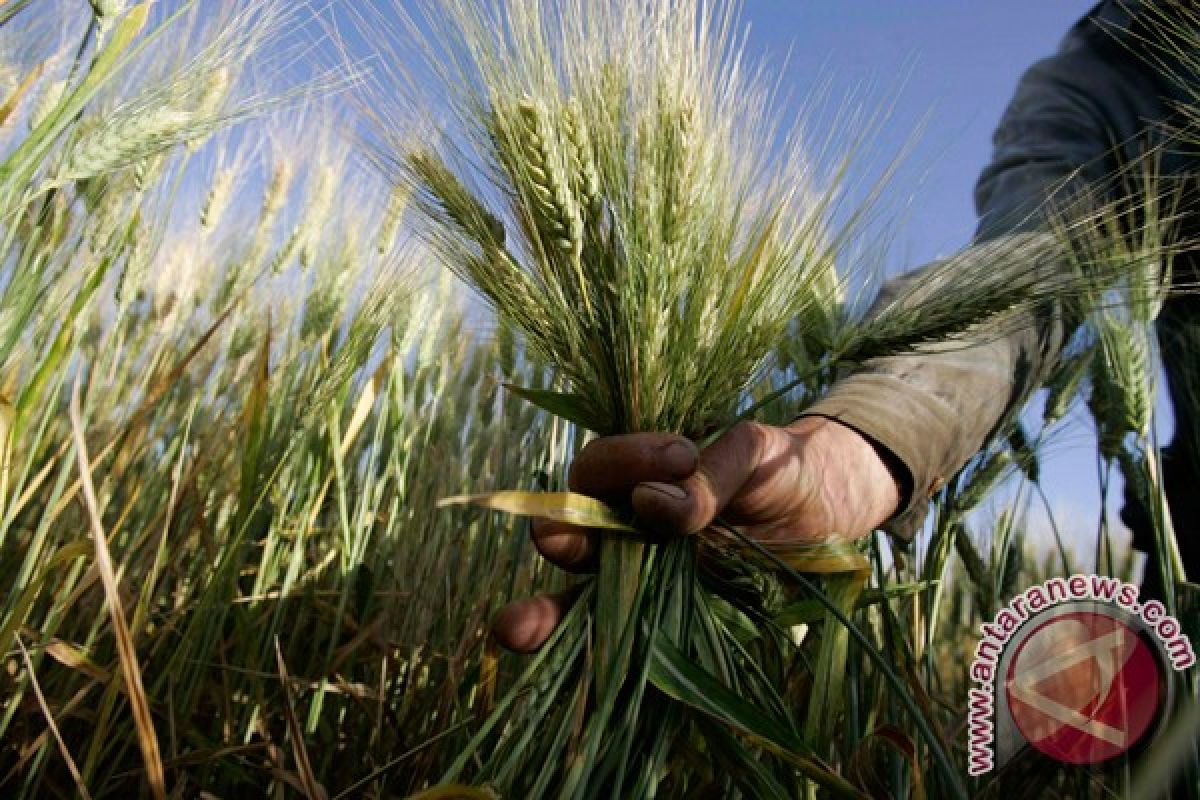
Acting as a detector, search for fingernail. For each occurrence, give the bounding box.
[661,441,696,475]
[640,481,688,501]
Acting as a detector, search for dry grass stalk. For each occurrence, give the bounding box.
[14,635,94,800]
[274,640,330,800]
[68,377,166,800]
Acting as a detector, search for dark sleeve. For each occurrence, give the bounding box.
[801,0,1174,539]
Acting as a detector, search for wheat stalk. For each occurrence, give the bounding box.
[202,165,236,229]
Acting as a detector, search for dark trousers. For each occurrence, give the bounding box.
[1120,446,1200,602]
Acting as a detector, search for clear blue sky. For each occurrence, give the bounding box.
[739,1,1094,262]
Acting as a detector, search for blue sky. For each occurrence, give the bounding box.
[739,1,1094,262]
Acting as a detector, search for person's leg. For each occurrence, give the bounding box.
[1122,447,1199,601]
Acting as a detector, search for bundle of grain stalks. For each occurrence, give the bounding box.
[358,0,1146,796]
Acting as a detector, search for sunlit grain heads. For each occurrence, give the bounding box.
[262,160,294,223]
[511,97,584,261]
[376,184,411,254]
[270,226,302,274]
[300,165,337,267]
[202,167,236,230]
[384,0,852,439]
[659,92,701,248]
[1091,321,1152,452]
[89,0,126,21]
[61,107,195,184]
[29,79,66,130]
[355,1,898,792]
[300,282,340,341]
[561,97,602,222]
[409,150,505,250]
[198,67,231,118]
[186,67,232,154]
[115,222,152,306]
[0,4,460,792]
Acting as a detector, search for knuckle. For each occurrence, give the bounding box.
[566,449,595,490]
[730,420,769,455]
[681,472,719,533]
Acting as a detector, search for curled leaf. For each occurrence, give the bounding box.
[722,534,871,577]
[437,490,635,531]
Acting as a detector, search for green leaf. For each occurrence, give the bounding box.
[649,633,800,753]
[775,581,934,627]
[502,383,607,432]
[648,633,866,798]
[803,571,867,749]
[773,599,824,628]
[692,717,793,800]
[437,490,635,531]
[708,594,761,646]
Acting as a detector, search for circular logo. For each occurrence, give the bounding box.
[1004,610,1164,765]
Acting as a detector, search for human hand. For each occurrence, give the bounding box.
[491,417,904,652]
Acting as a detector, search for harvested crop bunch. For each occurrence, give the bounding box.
[362,1,902,796]
[366,0,858,791]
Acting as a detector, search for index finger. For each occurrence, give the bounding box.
[568,433,698,496]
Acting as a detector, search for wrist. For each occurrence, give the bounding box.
[787,415,906,532]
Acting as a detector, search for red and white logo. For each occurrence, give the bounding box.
[967,576,1193,775]
[1004,610,1163,765]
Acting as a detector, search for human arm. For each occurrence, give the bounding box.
[801,0,1176,538]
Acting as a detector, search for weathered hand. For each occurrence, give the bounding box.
[491,417,904,652]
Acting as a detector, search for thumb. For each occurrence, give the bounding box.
[631,421,776,535]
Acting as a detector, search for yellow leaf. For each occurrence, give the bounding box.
[337,361,386,460]
[44,639,111,684]
[732,536,871,577]
[438,490,634,532]
[0,60,45,127]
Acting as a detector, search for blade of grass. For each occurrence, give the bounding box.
[712,517,969,800]
[648,632,866,799]
[14,635,94,800]
[274,639,328,800]
[68,375,166,800]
